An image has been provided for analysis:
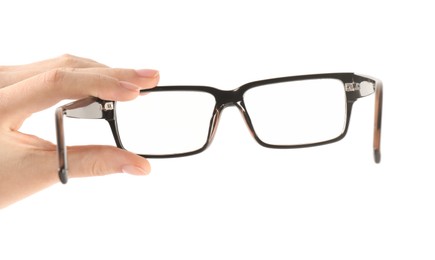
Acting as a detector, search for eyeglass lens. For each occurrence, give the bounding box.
[115,78,347,156]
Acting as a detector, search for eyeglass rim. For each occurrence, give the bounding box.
[56,72,382,184]
[111,72,379,156]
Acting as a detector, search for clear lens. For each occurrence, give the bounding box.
[243,79,347,145]
[115,90,216,155]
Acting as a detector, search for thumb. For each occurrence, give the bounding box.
[67,145,151,178]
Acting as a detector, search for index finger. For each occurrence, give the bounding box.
[0,54,109,88]
[0,68,159,130]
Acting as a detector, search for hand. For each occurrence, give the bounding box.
[0,54,159,208]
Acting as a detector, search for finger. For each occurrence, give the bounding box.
[77,67,161,87]
[67,145,151,178]
[2,54,107,71]
[0,68,159,129]
[0,54,108,88]
[0,133,59,208]
[0,142,149,208]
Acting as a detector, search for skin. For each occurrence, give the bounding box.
[0,54,160,209]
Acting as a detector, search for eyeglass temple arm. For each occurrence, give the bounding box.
[353,74,383,163]
[55,97,111,184]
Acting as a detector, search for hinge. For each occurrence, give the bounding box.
[345,81,375,97]
[345,82,361,92]
[104,102,114,111]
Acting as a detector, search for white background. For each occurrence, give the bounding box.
[0,1,434,259]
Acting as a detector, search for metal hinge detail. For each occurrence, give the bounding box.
[345,82,361,92]
[104,102,114,111]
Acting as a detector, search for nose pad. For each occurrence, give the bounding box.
[208,109,221,143]
[235,102,256,139]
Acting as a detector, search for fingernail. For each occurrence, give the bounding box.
[122,165,149,176]
[120,81,140,92]
[135,69,159,78]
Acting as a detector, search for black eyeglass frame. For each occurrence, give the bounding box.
[56,73,383,184]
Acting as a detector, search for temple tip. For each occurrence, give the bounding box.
[58,168,68,184]
[374,149,381,164]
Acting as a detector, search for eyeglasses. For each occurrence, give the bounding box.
[56,73,383,184]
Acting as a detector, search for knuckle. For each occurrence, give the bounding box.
[58,54,80,67]
[89,160,103,177]
[88,149,114,177]
[42,68,67,85]
[57,54,103,68]
[42,68,75,85]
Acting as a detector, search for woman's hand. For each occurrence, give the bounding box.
[0,54,159,208]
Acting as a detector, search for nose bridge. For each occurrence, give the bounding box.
[217,88,243,109]
[211,88,256,140]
